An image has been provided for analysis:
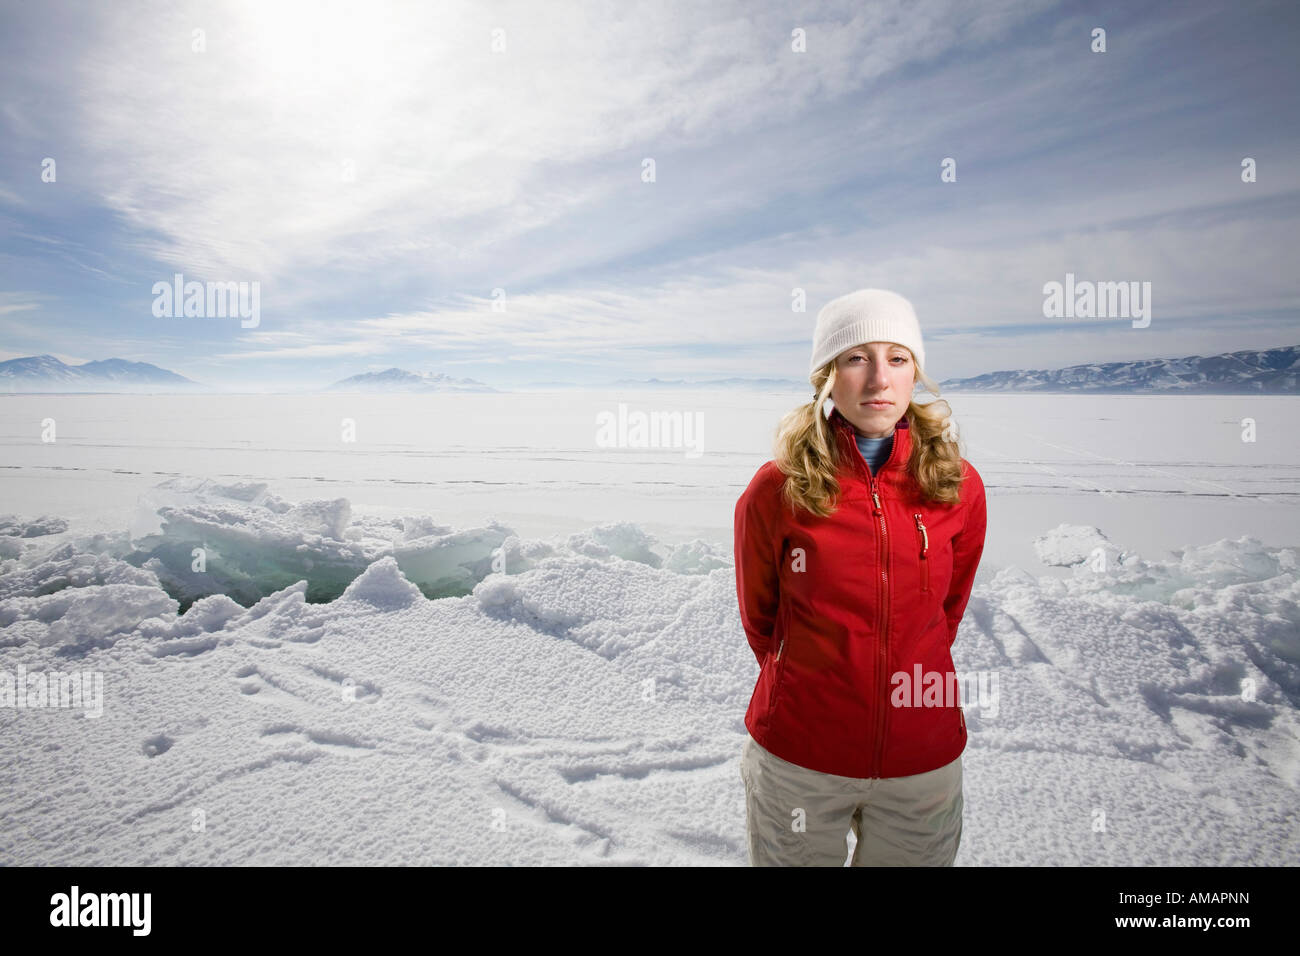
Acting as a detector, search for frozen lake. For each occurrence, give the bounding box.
[2,390,1296,576]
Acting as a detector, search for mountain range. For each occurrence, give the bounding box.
[325,368,497,393]
[938,345,1299,394]
[2,345,1296,393]
[0,354,201,392]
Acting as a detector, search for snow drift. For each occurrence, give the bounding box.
[1,481,1297,865]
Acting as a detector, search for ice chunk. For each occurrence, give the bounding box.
[338,556,426,610]
[1033,524,1125,568]
[564,522,661,566]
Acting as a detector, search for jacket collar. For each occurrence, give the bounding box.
[828,403,911,485]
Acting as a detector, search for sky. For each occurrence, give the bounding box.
[0,0,1297,392]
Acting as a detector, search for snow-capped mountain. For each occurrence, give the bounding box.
[0,354,202,392]
[325,367,497,393]
[940,345,1299,394]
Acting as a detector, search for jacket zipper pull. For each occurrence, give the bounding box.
[913,513,928,554]
[871,488,882,514]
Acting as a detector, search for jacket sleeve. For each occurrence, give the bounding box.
[944,461,987,647]
[734,463,784,666]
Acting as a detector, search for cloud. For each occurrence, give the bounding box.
[67,0,1059,283]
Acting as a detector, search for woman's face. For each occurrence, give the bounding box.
[830,341,916,439]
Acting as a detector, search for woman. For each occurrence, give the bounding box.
[734,288,987,867]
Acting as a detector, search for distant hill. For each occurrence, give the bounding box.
[325,367,498,393]
[938,345,1300,394]
[606,376,806,390]
[0,354,203,392]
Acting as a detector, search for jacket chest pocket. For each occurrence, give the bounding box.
[909,507,958,601]
[913,513,930,593]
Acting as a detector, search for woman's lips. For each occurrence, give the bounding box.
[862,401,892,408]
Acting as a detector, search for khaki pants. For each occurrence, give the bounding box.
[739,734,963,866]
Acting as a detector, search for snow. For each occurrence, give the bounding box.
[0,391,1297,865]
[337,556,426,610]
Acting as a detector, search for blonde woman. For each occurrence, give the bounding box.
[734,288,987,866]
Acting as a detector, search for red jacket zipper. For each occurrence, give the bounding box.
[846,414,902,779]
[871,479,888,778]
[914,513,929,592]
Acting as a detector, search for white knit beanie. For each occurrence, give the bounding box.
[809,288,925,385]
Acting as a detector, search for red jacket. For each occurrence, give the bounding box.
[734,405,987,778]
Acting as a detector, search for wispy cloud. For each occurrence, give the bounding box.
[1,0,1297,387]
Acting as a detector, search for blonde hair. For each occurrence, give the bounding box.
[773,356,966,518]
